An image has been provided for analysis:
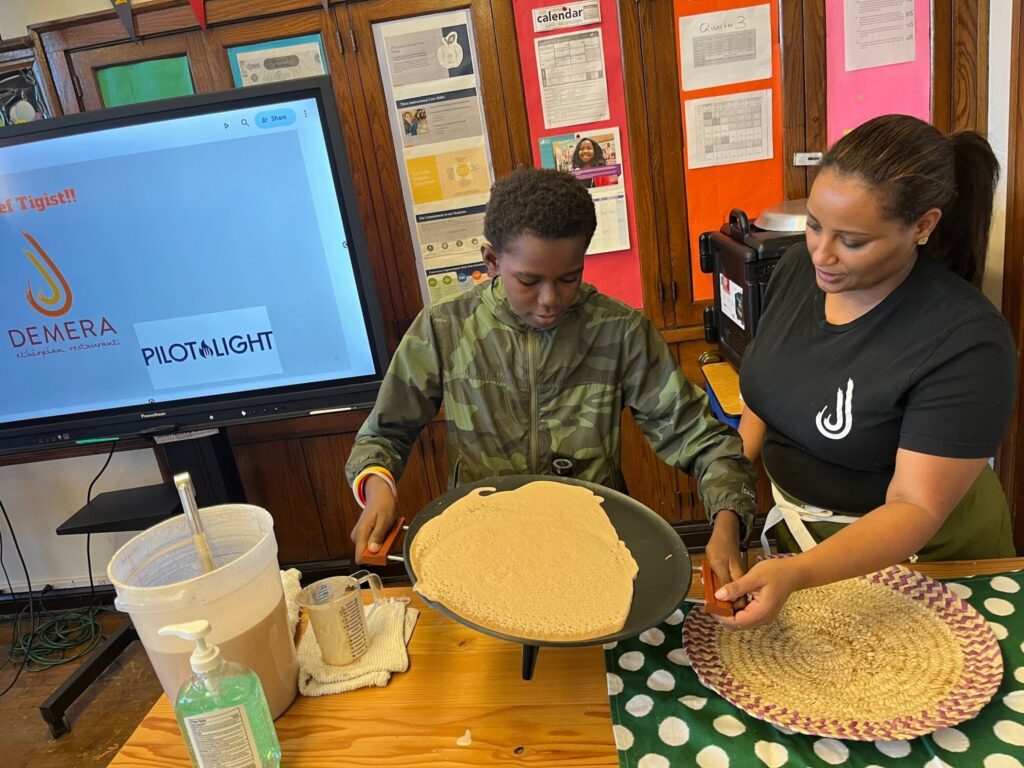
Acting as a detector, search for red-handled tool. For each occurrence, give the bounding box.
[701,560,734,617]
[360,516,406,567]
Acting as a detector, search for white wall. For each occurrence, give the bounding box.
[984,0,1013,309]
[0,450,163,593]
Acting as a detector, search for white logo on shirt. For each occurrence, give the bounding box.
[815,378,854,440]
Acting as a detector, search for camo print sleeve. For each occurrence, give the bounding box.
[345,307,443,486]
[622,312,758,538]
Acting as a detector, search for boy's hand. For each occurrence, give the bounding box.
[715,557,804,630]
[704,509,748,613]
[351,474,397,563]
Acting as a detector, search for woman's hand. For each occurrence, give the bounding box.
[350,474,397,563]
[714,557,805,630]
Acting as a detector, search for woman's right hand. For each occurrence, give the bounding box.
[350,474,398,563]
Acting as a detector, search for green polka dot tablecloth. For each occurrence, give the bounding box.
[604,570,1024,768]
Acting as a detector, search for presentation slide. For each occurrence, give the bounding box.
[0,97,377,425]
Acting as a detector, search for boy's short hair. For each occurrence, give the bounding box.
[484,168,597,252]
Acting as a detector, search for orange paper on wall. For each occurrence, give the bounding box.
[674,0,785,301]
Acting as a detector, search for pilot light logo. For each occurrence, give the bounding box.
[21,231,73,317]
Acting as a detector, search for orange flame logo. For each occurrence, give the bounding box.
[22,232,73,317]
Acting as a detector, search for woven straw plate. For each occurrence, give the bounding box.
[683,564,1003,740]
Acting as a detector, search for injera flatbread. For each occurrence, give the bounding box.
[410,480,639,642]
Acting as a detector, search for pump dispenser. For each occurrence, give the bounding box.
[159,620,281,768]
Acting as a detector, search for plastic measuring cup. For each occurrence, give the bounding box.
[296,571,383,665]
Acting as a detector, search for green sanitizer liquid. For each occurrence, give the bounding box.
[159,620,282,768]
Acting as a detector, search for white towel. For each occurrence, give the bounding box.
[281,570,418,696]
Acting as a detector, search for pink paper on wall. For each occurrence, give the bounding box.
[825,0,931,146]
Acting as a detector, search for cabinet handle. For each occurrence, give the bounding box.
[334,28,345,55]
[658,282,666,303]
[671,281,678,301]
[350,27,358,53]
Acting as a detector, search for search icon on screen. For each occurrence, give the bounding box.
[241,118,250,127]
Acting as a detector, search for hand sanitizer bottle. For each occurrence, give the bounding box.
[159,620,281,768]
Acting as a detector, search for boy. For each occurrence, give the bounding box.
[346,168,755,561]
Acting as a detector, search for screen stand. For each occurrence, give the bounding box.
[41,431,246,736]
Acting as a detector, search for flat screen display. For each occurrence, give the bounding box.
[0,79,388,453]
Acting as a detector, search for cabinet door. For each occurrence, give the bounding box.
[303,431,438,560]
[620,408,688,523]
[233,437,330,564]
[340,0,521,337]
[67,34,214,111]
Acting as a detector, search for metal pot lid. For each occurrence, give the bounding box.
[755,198,808,232]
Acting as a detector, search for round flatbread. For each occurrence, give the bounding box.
[410,480,639,642]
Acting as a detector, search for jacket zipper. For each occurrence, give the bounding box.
[528,331,539,472]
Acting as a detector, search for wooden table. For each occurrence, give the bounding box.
[109,558,1024,767]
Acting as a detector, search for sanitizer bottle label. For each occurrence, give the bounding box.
[183,705,260,768]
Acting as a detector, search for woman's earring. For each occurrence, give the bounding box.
[917,236,929,245]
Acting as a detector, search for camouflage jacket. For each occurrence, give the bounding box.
[345,279,757,532]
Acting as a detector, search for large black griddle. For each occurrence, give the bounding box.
[402,474,692,679]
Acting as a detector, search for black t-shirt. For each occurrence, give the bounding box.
[740,243,1017,514]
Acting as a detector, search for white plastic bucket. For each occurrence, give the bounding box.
[107,504,298,718]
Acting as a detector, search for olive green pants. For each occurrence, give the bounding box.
[773,465,1015,561]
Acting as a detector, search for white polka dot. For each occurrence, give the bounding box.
[932,727,970,752]
[772,722,796,736]
[1004,690,1024,713]
[947,583,972,600]
[696,745,730,768]
[1020,641,1024,653]
[625,694,654,717]
[985,755,1024,768]
[664,609,685,625]
[607,673,623,695]
[1014,667,1024,684]
[985,598,1016,616]
[658,716,690,746]
[638,755,670,768]
[603,641,619,650]
[994,719,1024,746]
[679,695,707,710]
[619,651,645,671]
[647,669,675,691]
[991,576,1020,593]
[612,724,634,750]
[640,628,666,646]
[667,647,691,666]
[874,739,911,758]
[754,741,789,767]
[924,758,954,768]
[991,622,1009,640]
[713,715,746,737]
[813,738,849,764]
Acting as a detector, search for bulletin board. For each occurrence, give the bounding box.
[674,1,785,301]
[825,0,931,145]
[513,0,643,308]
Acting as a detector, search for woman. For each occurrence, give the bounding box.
[570,137,616,188]
[706,115,1016,630]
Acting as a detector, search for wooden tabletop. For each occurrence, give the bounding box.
[109,558,1024,767]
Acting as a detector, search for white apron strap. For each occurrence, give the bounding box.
[760,483,861,556]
